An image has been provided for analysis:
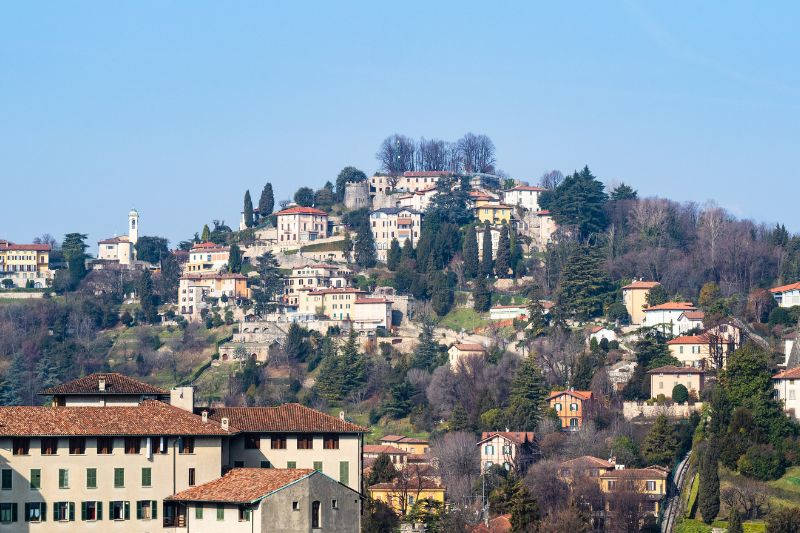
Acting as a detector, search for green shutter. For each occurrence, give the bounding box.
[124,501,130,520]
[195,504,203,519]
[96,502,102,520]
[58,469,65,488]
[23,503,29,523]
[30,469,40,489]
[287,461,296,468]
[151,500,157,519]
[136,501,142,520]
[2,469,11,490]
[86,468,97,489]
[313,461,323,472]
[339,461,349,484]
[216,504,224,521]
[11,503,16,523]
[68,502,75,521]
[260,460,270,468]
[114,468,124,488]
[52,502,57,521]
[141,468,151,487]
[81,502,87,521]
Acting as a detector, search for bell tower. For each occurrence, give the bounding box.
[128,208,139,247]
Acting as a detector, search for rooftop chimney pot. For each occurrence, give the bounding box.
[98,379,106,392]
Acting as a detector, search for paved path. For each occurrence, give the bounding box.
[662,451,692,533]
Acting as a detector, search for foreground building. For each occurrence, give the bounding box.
[773,367,800,420]
[642,301,698,336]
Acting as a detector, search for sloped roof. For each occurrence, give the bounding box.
[648,365,705,375]
[276,206,328,216]
[478,431,535,445]
[363,444,409,455]
[508,185,546,192]
[97,236,129,245]
[773,367,800,380]
[402,171,451,177]
[167,468,314,504]
[643,302,697,312]
[451,343,486,352]
[681,311,705,320]
[667,335,710,345]
[470,514,512,533]
[770,282,800,294]
[621,281,660,290]
[355,298,390,304]
[182,272,246,281]
[560,455,615,470]
[41,373,168,396]
[548,390,593,401]
[307,288,366,296]
[207,404,367,433]
[600,466,668,480]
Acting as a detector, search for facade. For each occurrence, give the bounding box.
[378,436,429,456]
[558,456,617,482]
[363,445,409,469]
[168,468,360,533]
[600,467,668,520]
[648,366,705,400]
[477,432,537,474]
[588,326,617,345]
[642,302,698,336]
[667,335,713,368]
[368,477,444,515]
[502,185,545,212]
[532,210,557,249]
[675,310,705,334]
[474,202,513,225]
[184,242,230,274]
[397,187,437,212]
[369,171,448,195]
[621,281,660,325]
[369,207,422,262]
[283,264,350,306]
[770,282,800,308]
[476,226,501,261]
[275,206,330,247]
[489,305,529,321]
[448,343,487,369]
[96,209,139,266]
[548,390,594,430]
[343,181,370,210]
[297,288,366,320]
[0,242,52,288]
[353,298,392,331]
[178,273,248,321]
[773,367,800,420]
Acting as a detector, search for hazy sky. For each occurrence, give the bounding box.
[2,1,798,249]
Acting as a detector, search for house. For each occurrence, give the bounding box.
[398,186,438,212]
[40,372,169,406]
[283,264,351,306]
[0,241,53,288]
[648,366,705,400]
[297,288,367,320]
[477,432,537,473]
[184,241,231,273]
[179,272,249,321]
[475,201,514,225]
[674,310,704,334]
[489,305,529,321]
[378,436,429,456]
[621,281,661,325]
[588,326,617,345]
[369,171,449,195]
[532,210,557,248]
[502,185,545,212]
[448,343,487,368]
[370,207,422,262]
[206,404,366,492]
[558,456,617,482]
[770,282,800,308]
[667,335,713,369]
[353,297,393,331]
[96,209,140,266]
[773,367,800,420]
[167,468,360,532]
[275,206,330,247]
[642,302,698,336]
[600,466,668,520]
[363,445,409,469]
[368,477,445,515]
[548,390,594,430]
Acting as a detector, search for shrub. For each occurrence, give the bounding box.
[766,506,800,533]
[768,307,793,327]
[607,301,630,324]
[737,444,785,481]
[672,384,689,404]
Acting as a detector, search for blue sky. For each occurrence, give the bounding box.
[2,1,798,248]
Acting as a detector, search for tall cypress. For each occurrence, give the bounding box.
[258,182,274,216]
[480,220,494,278]
[387,238,402,271]
[401,238,415,261]
[243,190,254,228]
[227,243,243,273]
[698,439,720,524]
[495,224,511,278]
[510,224,525,277]
[463,225,479,280]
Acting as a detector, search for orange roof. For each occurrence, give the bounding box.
[478,431,536,445]
[648,365,705,375]
[667,334,710,345]
[0,242,52,251]
[589,325,607,333]
[452,343,486,352]
[560,455,615,470]
[355,298,390,304]
[363,444,409,455]
[681,311,705,320]
[773,367,800,380]
[770,282,800,294]
[167,468,315,504]
[536,210,551,216]
[41,373,167,396]
[182,272,246,281]
[276,206,328,216]
[548,389,593,401]
[207,404,367,433]
[191,241,226,250]
[622,281,660,290]
[470,514,512,533]
[490,304,527,310]
[644,301,697,312]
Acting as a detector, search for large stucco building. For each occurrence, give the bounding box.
[502,185,545,212]
[621,281,660,325]
[369,207,422,262]
[648,365,705,400]
[0,241,53,288]
[184,242,230,274]
[275,206,330,247]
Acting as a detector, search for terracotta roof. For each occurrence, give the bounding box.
[0,242,52,251]
[355,298,390,304]
[600,466,668,480]
[478,431,535,445]
[168,468,314,504]
[548,390,593,401]
[41,373,168,396]
[560,455,615,470]
[681,311,705,320]
[470,514,512,533]
[589,325,608,333]
[508,185,546,192]
[773,367,800,380]
[621,281,661,290]
[363,445,409,455]
[402,171,451,177]
[276,206,328,216]
[643,302,697,312]
[648,365,705,375]
[667,334,710,345]
[770,282,800,294]
[207,404,367,433]
[369,477,444,491]
[0,400,233,437]
[97,236,129,245]
[379,434,405,442]
[536,210,551,216]
[190,242,228,250]
[451,343,486,352]
[182,272,246,281]
[307,288,366,296]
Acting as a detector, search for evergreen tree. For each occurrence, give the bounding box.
[449,404,469,431]
[430,271,453,317]
[62,232,89,289]
[386,239,402,271]
[556,245,615,320]
[0,355,26,405]
[335,166,367,202]
[506,358,548,430]
[473,278,492,312]
[201,224,211,242]
[463,225,479,280]
[727,507,743,533]
[510,482,540,533]
[525,296,550,339]
[137,270,159,324]
[698,439,720,524]
[294,186,315,207]
[258,182,274,217]
[227,243,243,273]
[538,165,608,240]
[401,238,415,261]
[243,190,254,228]
[411,319,444,371]
[355,224,377,268]
[250,252,283,316]
[609,183,638,201]
[367,454,397,486]
[645,284,668,306]
[385,381,414,419]
[495,224,511,278]
[480,221,494,278]
[641,414,678,466]
[509,224,525,278]
[284,323,310,362]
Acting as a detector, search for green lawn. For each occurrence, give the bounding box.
[676,519,765,533]
[438,307,487,333]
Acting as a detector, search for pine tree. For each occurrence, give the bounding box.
[506,357,548,430]
[227,243,243,273]
[480,221,494,278]
[473,278,491,312]
[386,239,402,271]
[495,224,511,278]
[250,252,282,316]
[698,439,720,524]
[641,414,678,466]
[449,404,469,431]
[284,323,310,362]
[258,182,274,217]
[355,224,377,268]
[0,354,26,405]
[430,271,453,317]
[243,190,254,228]
[201,224,211,242]
[411,319,443,371]
[385,381,414,419]
[401,238,415,261]
[556,244,615,320]
[538,165,608,240]
[463,224,479,280]
[340,329,366,395]
[510,482,540,533]
[526,296,549,339]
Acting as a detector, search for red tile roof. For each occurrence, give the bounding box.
[648,365,705,375]
[667,335,710,345]
[207,404,367,433]
[478,431,536,445]
[622,281,661,290]
[644,301,697,312]
[168,468,315,504]
[773,367,800,380]
[560,455,615,470]
[41,373,168,396]
[0,242,52,251]
[508,185,546,192]
[276,206,328,216]
[548,389,593,401]
[681,311,705,320]
[355,298,390,304]
[490,304,527,310]
[770,282,800,294]
[402,171,452,177]
[536,210,551,216]
[363,444,409,455]
[451,343,487,352]
[470,514,512,533]
[0,400,234,437]
[190,241,228,251]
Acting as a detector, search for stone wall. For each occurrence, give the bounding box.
[622,401,704,420]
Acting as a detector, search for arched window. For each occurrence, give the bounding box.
[311,500,321,528]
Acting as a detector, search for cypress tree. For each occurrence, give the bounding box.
[463,224,479,280]
[401,238,415,261]
[430,271,453,317]
[411,319,443,371]
[243,190,254,228]
[354,223,377,268]
[510,224,525,277]
[641,414,678,466]
[227,243,243,273]
[137,270,159,324]
[480,221,494,278]
[698,439,720,524]
[258,182,274,216]
[201,224,211,242]
[473,278,491,312]
[506,357,548,430]
[387,238,402,271]
[495,224,511,278]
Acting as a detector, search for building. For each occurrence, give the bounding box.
[531,210,557,249]
[297,288,366,320]
[667,335,713,368]
[474,201,513,225]
[642,302,698,336]
[599,467,668,520]
[477,432,537,474]
[378,436,429,456]
[184,242,231,273]
[179,272,248,321]
[548,390,594,430]
[275,206,330,247]
[369,171,449,195]
[40,372,169,406]
[770,282,800,308]
[675,310,705,334]
[368,477,445,515]
[206,404,366,492]
[97,209,140,266]
[343,180,370,210]
[648,366,705,400]
[448,343,487,369]
[283,264,351,305]
[397,186,437,212]
[621,281,660,325]
[588,326,617,345]
[363,445,409,470]
[370,207,422,262]
[167,468,360,532]
[502,185,545,212]
[773,367,800,420]
[489,304,529,321]
[353,297,393,331]
[558,456,617,482]
[0,242,52,288]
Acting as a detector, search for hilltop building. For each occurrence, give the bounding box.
[97,209,140,266]
[0,241,53,288]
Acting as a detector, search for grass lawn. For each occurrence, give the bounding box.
[676,519,766,533]
[438,307,487,333]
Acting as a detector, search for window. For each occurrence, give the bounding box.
[141,467,151,487]
[29,469,40,490]
[287,461,297,469]
[189,468,196,486]
[570,403,578,411]
[313,461,323,472]
[292,501,299,511]
[12,438,29,455]
[110,500,129,520]
[54,501,74,521]
[646,480,656,491]
[41,437,58,455]
[339,461,349,485]
[244,435,260,449]
[1,470,10,490]
[0,503,15,523]
[58,468,69,489]
[570,418,579,428]
[86,468,97,489]
[25,502,44,522]
[502,445,511,455]
[607,480,616,490]
[260,460,271,468]
[323,434,339,449]
[234,460,244,468]
[154,436,168,454]
[124,437,140,454]
[554,403,562,412]
[179,437,195,454]
[297,435,313,449]
[195,504,203,519]
[238,506,250,522]
[69,437,85,455]
[216,504,225,521]
[312,500,321,528]
[136,500,157,520]
[81,501,101,521]
[484,445,494,455]
[97,437,113,454]
[114,468,124,488]
[332,499,338,509]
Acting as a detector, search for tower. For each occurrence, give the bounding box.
[128,209,139,260]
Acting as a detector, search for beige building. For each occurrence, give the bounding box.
[502,185,545,212]
[369,171,449,195]
[298,287,366,319]
[370,207,422,262]
[184,242,230,273]
[558,456,617,482]
[283,263,351,306]
[397,186,437,212]
[770,282,800,308]
[179,272,248,321]
[477,432,537,473]
[448,343,487,369]
[773,367,800,420]
[363,445,409,470]
[667,335,713,368]
[621,281,660,325]
[648,365,705,399]
[0,241,53,288]
[353,297,392,331]
[378,436,429,456]
[600,467,668,520]
[276,206,329,246]
[97,209,140,266]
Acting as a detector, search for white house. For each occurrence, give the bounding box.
[502,185,545,212]
[398,186,437,212]
[97,209,139,265]
[477,431,537,473]
[773,367,800,420]
[370,207,422,261]
[353,297,393,331]
[642,302,698,336]
[675,310,705,335]
[489,304,529,321]
[770,282,800,308]
[588,326,617,345]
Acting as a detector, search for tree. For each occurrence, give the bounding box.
[376,134,415,174]
[556,245,615,320]
[137,270,160,324]
[473,278,492,312]
[698,439,721,524]
[355,224,377,268]
[134,236,169,263]
[227,243,243,273]
[672,383,689,403]
[538,166,608,240]
[386,239,402,271]
[61,232,89,290]
[510,481,540,532]
[243,190,254,228]
[481,221,494,278]
[509,224,525,278]
[538,170,563,190]
[430,271,453,317]
[294,187,314,207]
[641,414,678,466]
[368,454,398,486]
[258,182,274,216]
[495,224,511,278]
[201,224,211,242]
[362,498,399,533]
[610,183,638,201]
[463,225,479,280]
[506,358,548,430]
[645,284,668,306]
[335,166,367,202]
[250,252,282,316]
[314,183,335,210]
[284,323,310,362]
[411,319,444,371]
[766,507,800,533]
[456,132,496,173]
[728,506,743,533]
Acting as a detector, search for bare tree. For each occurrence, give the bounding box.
[416,138,448,171]
[524,459,570,515]
[538,170,564,190]
[457,132,496,173]
[430,432,480,507]
[377,134,415,175]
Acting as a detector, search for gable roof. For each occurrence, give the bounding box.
[363,444,409,455]
[770,282,800,294]
[621,281,660,290]
[167,468,315,504]
[548,390,593,401]
[478,431,535,445]
[773,367,800,380]
[560,455,615,470]
[451,343,486,352]
[667,335,710,345]
[643,302,697,312]
[355,298,390,304]
[40,373,168,396]
[0,242,52,251]
[680,311,705,320]
[648,365,705,375]
[370,207,423,216]
[307,288,366,296]
[600,466,668,480]
[276,206,328,216]
[507,185,545,192]
[97,236,129,245]
[207,404,367,434]
[0,400,233,437]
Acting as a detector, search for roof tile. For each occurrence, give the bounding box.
[207,404,367,433]
[41,373,167,396]
[168,468,314,503]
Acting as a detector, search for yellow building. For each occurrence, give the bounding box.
[600,466,668,519]
[667,334,713,368]
[379,435,429,456]
[621,281,660,325]
[0,241,52,288]
[297,288,366,319]
[474,201,513,224]
[368,477,444,515]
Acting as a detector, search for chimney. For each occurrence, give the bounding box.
[202,410,208,423]
[339,411,345,421]
[98,378,106,392]
[221,417,229,431]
